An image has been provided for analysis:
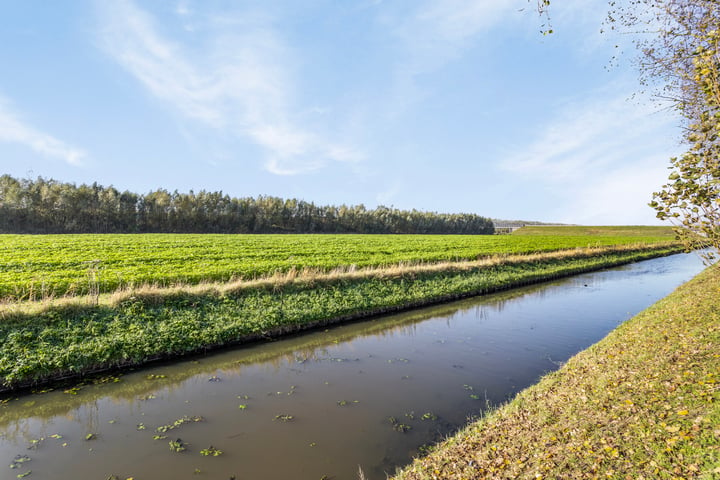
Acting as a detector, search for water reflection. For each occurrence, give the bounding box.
[0,252,708,480]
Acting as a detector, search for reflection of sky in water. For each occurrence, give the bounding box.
[0,252,708,480]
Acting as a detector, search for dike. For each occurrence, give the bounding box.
[393,262,719,479]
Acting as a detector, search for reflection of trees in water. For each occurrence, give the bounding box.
[0,401,101,445]
[0,274,572,435]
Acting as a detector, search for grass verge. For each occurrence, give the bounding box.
[0,244,682,393]
[393,263,720,479]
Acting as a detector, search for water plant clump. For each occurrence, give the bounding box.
[156,416,204,433]
[388,417,412,433]
[168,439,186,452]
[199,446,223,456]
[9,454,31,469]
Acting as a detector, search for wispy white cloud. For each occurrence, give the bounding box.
[0,98,86,166]
[394,0,516,75]
[96,0,362,175]
[377,1,521,117]
[500,85,681,224]
[556,158,671,225]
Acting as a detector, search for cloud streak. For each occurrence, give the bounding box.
[393,0,515,75]
[96,0,361,175]
[0,98,86,166]
[500,86,680,224]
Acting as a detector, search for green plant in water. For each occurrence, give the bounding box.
[388,417,412,433]
[274,414,294,422]
[199,446,223,456]
[156,415,204,433]
[9,455,31,469]
[169,438,186,452]
[27,439,42,450]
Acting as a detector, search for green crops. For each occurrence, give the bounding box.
[1,232,676,300]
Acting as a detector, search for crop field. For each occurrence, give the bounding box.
[512,225,676,236]
[0,232,677,301]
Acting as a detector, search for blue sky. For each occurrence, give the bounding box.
[0,0,681,224]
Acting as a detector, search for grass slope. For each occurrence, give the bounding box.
[394,263,720,479]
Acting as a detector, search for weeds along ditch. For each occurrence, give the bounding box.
[0,244,682,392]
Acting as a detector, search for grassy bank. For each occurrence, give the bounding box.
[393,263,720,479]
[0,244,681,392]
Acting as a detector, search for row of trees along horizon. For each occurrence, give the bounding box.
[0,175,494,235]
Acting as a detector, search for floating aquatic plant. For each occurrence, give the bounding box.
[388,417,412,433]
[199,446,223,456]
[9,455,31,469]
[169,439,186,452]
[156,415,204,433]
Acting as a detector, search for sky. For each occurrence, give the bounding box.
[0,0,684,225]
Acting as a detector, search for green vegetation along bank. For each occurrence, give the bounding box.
[0,242,682,393]
[1,231,676,301]
[393,264,720,479]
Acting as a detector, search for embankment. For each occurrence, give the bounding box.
[393,261,719,479]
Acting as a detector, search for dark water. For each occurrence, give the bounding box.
[0,252,708,480]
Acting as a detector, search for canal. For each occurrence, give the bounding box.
[0,252,708,480]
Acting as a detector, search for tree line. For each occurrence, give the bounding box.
[0,175,494,235]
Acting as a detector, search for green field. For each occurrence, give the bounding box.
[0,231,677,301]
[513,225,676,236]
